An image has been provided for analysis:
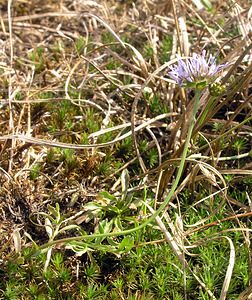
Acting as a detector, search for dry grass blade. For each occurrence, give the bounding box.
[146,202,197,299]
[3,12,79,22]
[182,0,224,53]
[146,203,217,299]
[185,213,252,236]
[171,0,183,54]
[177,1,189,56]
[126,43,149,78]
[220,236,235,300]
[222,42,252,85]
[12,228,22,254]
[146,203,188,267]
[230,0,252,49]
[187,234,235,300]
[0,113,174,149]
[82,13,126,49]
[238,285,252,299]
[7,0,14,172]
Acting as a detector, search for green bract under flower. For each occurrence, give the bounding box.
[168,50,228,89]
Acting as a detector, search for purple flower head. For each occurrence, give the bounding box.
[168,50,228,88]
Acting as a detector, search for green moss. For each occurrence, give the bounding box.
[160,35,173,63]
[75,36,87,55]
[28,47,46,73]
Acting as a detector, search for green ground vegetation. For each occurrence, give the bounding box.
[0,0,251,299]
